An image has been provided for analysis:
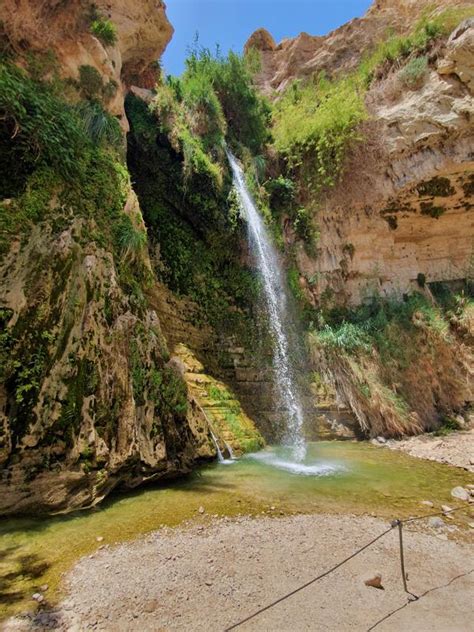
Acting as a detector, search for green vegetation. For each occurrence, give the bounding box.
[434,415,462,437]
[114,214,147,262]
[312,292,453,361]
[420,202,445,219]
[0,60,165,444]
[358,6,473,85]
[78,64,104,99]
[151,43,270,185]
[75,100,122,147]
[0,63,84,185]
[397,55,428,89]
[127,94,262,337]
[90,17,118,47]
[272,6,473,198]
[309,287,472,436]
[272,73,366,190]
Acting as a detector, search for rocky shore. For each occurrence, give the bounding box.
[5,513,473,631]
[374,428,474,472]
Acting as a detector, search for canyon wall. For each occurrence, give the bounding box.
[0,0,263,516]
[246,1,473,435]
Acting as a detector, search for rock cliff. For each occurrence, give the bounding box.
[247,1,473,436]
[0,0,263,516]
[1,0,173,129]
[246,0,470,93]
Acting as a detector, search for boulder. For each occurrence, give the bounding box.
[451,486,470,502]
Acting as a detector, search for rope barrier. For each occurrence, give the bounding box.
[224,504,471,631]
[225,525,395,631]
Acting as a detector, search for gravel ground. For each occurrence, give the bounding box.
[385,429,474,472]
[5,513,473,632]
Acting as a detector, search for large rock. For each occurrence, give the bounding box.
[438,18,474,91]
[0,0,173,129]
[451,486,470,501]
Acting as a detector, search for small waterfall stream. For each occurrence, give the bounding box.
[227,151,306,461]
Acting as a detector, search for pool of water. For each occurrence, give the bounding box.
[1,442,473,618]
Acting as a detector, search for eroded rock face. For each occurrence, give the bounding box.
[246,0,471,94]
[249,4,473,436]
[295,60,473,307]
[0,0,173,129]
[0,202,216,516]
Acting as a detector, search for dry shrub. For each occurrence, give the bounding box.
[310,313,472,438]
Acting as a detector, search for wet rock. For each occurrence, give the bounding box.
[451,486,470,501]
[364,572,383,589]
[428,517,445,529]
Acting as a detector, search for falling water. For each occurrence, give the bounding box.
[227,151,306,461]
[210,429,225,463]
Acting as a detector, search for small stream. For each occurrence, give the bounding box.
[1,441,473,619]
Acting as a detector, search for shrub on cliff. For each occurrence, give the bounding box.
[272,73,366,190]
[90,17,117,47]
[151,44,270,185]
[0,63,84,184]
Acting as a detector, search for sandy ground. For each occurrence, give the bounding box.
[5,513,473,632]
[384,429,474,472]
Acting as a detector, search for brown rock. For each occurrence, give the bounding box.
[364,572,384,589]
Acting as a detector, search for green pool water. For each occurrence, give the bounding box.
[1,441,473,619]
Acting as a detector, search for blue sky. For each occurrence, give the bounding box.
[162,0,372,76]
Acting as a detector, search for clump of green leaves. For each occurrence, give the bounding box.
[151,43,270,185]
[75,100,122,147]
[90,18,118,46]
[114,214,147,262]
[272,73,366,191]
[398,55,428,89]
[0,63,84,181]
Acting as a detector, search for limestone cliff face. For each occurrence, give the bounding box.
[248,2,473,436]
[246,0,470,94]
[1,0,173,129]
[292,20,473,309]
[0,1,265,516]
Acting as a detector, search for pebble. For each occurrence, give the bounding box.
[468,523,474,529]
[96,536,104,542]
[198,506,205,514]
[441,505,453,514]
[421,500,434,508]
[451,486,470,501]
[428,517,445,529]
[31,593,44,603]
[363,572,383,589]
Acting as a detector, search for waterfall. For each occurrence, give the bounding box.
[210,429,225,463]
[223,439,235,460]
[227,151,306,462]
